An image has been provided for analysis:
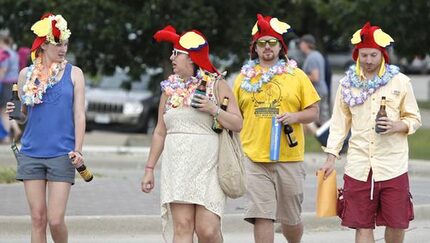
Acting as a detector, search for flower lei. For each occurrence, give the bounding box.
[240,58,297,93]
[161,74,201,109]
[341,64,399,107]
[22,56,67,106]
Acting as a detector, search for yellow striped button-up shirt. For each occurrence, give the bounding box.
[325,72,421,182]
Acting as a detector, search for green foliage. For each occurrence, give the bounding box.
[0,166,17,184]
[1,0,428,78]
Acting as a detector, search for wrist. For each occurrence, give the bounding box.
[145,165,154,171]
[74,150,83,156]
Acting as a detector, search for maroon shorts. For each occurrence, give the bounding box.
[337,171,414,229]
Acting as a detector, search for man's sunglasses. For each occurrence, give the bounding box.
[256,39,279,48]
[172,49,189,56]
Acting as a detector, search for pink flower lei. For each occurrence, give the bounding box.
[22,56,67,106]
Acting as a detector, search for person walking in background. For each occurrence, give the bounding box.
[233,14,320,243]
[299,34,330,127]
[320,22,421,243]
[0,30,21,141]
[141,25,242,242]
[5,13,86,243]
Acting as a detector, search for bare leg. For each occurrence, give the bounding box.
[24,180,48,243]
[47,181,71,243]
[254,218,274,243]
[170,203,195,243]
[281,223,303,243]
[356,228,374,243]
[194,205,222,243]
[385,227,405,243]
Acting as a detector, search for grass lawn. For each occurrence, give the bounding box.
[305,128,430,160]
[418,101,430,110]
[0,166,17,184]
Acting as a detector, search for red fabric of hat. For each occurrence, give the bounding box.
[153,25,218,74]
[352,22,392,63]
[251,14,289,52]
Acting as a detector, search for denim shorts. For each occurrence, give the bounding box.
[16,152,76,185]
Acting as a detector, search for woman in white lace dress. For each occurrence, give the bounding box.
[141,25,242,243]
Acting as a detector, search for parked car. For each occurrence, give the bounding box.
[85,68,162,133]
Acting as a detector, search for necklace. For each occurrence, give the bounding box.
[22,56,67,106]
[341,64,399,107]
[161,74,201,109]
[240,58,296,93]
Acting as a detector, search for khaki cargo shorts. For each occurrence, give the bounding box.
[244,156,305,225]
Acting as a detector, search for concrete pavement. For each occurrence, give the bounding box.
[1,130,430,242]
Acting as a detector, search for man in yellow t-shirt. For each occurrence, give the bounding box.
[233,14,320,243]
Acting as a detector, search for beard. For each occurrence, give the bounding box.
[261,51,276,62]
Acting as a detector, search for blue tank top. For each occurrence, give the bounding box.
[20,63,75,158]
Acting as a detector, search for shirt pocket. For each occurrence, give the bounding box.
[385,94,401,120]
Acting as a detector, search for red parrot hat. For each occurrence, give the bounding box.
[351,22,394,63]
[153,25,218,74]
[30,13,71,61]
[251,14,292,52]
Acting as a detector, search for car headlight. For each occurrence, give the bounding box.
[123,102,144,115]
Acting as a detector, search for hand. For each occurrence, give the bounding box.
[141,170,155,193]
[191,94,217,115]
[5,102,15,114]
[276,112,299,125]
[318,155,335,180]
[68,151,83,167]
[376,117,406,134]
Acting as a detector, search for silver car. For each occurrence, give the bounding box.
[85,69,161,134]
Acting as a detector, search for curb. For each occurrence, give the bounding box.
[1,204,430,236]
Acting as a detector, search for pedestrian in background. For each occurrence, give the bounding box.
[5,13,86,243]
[320,22,421,243]
[141,25,242,242]
[299,34,330,127]
[233,14,320,243]
[0,30,21,141]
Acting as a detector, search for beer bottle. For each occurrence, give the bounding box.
[75,161,94,182]
[212,97,229,133]
[9,83,21,120]
[284,124,298,147]
[375,96,387,133]
[191,80,207,108]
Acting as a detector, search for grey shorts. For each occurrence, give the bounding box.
[244,157,305,226]
[16,153,76,185]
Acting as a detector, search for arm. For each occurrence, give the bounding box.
[308,68,320,83]
[0,67,6,80]
[193,79,243,132]
[277,102,319,125]
[377,80,421,135]
[69,66,86,165]
[141,93,168,193]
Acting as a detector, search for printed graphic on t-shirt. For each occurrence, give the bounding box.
[252,78,283,118]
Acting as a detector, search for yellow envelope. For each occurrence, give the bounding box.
[316,170,337,217]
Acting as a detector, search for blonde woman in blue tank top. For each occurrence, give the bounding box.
[5,13,86,243]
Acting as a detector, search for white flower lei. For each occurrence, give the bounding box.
[240,58,296,93]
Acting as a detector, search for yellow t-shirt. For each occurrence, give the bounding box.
[233,65,320,162]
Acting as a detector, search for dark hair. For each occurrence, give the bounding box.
[0,34,13,46]
[249,40,287,60]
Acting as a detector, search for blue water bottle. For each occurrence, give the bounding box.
[270,116,282,161]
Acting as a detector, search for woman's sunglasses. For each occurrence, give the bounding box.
[256,39,279,48]
[172,49,189,57]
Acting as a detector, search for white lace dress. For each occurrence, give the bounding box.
[160,106,226,241]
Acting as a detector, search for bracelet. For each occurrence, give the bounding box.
[75,151,83,156]
[145,165,154,170]
[214,107,221,119]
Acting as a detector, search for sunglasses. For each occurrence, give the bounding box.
[172,49,189,57]
[256,39,279,48]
